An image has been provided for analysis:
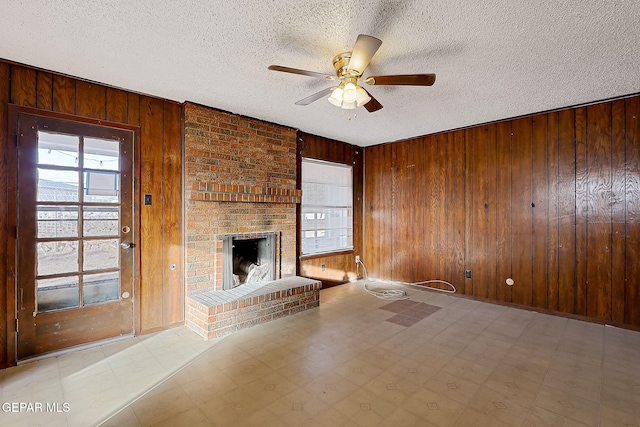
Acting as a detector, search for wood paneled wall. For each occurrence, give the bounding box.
[364,132,466,291]
[1,60,183,366]
[364,94,640,328]
[297,132,364,287]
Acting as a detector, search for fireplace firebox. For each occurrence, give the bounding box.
[222,233,276,290]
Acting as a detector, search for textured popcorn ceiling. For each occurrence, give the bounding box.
[1,0,639,146]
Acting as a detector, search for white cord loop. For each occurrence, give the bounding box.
[356,259,456,300]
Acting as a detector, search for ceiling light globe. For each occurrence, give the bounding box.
[328,87,343,107]
[342,83,358,103]
[341,100,357,109]
[356,86,371,106]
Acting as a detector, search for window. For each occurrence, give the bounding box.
[301,158,353,255]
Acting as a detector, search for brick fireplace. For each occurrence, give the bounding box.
[183,102,319,338]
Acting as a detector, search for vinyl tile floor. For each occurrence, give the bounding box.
[1,280,640,426]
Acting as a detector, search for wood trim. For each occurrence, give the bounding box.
[2,72,15,368]
[8,105,139,131]
[299,249,355,260]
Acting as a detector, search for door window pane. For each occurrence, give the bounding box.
[84,206,119,236]
[37,241,79,276]
[84,171,119,203]
[38,169,79,202]
[83,272,120,305]
[84,137,119,171]
[37,206,78,238]
[37,276,80,312]
[37,132,79,167]
[83,239,119,271]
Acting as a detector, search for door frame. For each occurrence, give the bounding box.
[5,105,141,366]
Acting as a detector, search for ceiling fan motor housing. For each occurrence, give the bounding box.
[333,52,356,77]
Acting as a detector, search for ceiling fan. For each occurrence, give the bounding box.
[268,34,436,113]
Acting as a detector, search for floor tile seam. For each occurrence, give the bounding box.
[533,383,601,416]
[103,334,231,425]
[131,385,199,426]
[58,347,124,410]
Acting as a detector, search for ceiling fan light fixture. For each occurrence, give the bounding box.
[342,82,358,103]
[341,100,357,109]
[356,86,371,106]
[328,87,344,107]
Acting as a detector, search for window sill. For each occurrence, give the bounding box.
[299,249,354,261]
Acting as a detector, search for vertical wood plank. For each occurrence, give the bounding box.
[586,102,612,320]
[403,140,415,281]
[75,81,106,119]
[575,107,588,316]
[393,141,407,280]
[0,62,10,368]
[464,128,474,296]
[364,146,376,275]
[376,144,387,279]
[370,144,383,278]
[610,100,626,323]
[417,137,427,282]
[511,117,533,307]
[106,88,129,123]
[162,101,183,324]
[436,133,448,282]
[443,132,455,286]
[624,97,640,326]
[36,72,53,110]
[496,120,512,303]
[472,126,489,298]
[558,108,577,314]
[547,112,560,311]
[139,96,165,331]
[382,142,393,279]
[376,144,390,279]
[372,144,382,278]
[532,114,549,309]
[52,75,76,114]
[127,93,140,126]
[424,135,438,283]
[10,65,37,107]
[452,130,466,293]
[485,124,498,300]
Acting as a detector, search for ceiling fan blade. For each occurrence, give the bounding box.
[363,89,383,112]
[268,65,333,79]
[347,34,382,75]
[366,74,436,86]
[295,87,335,105]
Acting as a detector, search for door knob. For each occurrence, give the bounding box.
[120,241,133,249]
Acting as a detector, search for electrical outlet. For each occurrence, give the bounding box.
[465,270,472,279]
[355,255,360,263]
[321,264,325,271]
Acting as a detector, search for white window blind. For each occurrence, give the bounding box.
[301,158,353,255]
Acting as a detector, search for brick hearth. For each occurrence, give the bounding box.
[186,277,320,339]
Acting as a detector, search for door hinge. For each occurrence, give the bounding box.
[15,134,19,146]
[15,319,18,333]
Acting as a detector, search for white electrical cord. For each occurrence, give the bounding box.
[356,258,457,300]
